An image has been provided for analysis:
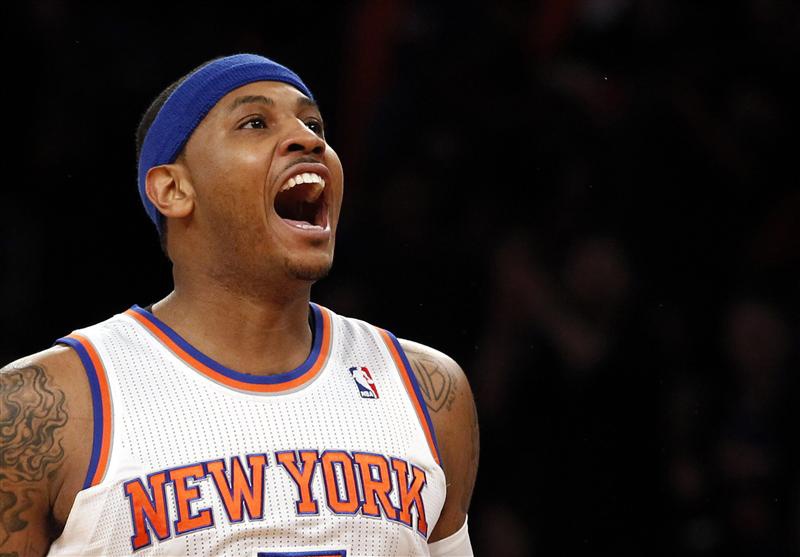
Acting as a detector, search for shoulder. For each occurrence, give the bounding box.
[1,345,92,424]
[0,345,95,543]
[2,345,92,417]
[397,338,479,542]
[397,339,466,415]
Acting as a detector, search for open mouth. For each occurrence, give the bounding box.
[273,172,328,230]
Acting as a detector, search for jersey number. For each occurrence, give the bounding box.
[256,549,347,557]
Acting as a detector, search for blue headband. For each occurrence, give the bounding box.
[137,54,314,233]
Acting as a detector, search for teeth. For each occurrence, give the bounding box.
[280,172,325,192]
[295,222,324,231]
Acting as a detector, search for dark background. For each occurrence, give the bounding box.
[3,1,800,555]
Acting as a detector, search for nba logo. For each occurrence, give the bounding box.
[349,366,379,399]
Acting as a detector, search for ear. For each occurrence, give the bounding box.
[145,163,195,220]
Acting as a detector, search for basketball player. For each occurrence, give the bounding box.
[0,54,478,556]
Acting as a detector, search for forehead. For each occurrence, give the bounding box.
[209,81,317,118]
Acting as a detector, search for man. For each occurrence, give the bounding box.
[0,54,477,556]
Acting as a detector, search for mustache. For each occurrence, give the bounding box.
[284,156,323,172]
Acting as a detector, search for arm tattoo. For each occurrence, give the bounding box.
[406,352,457,413]
[0,364,68,544]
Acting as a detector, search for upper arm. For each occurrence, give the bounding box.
[0,347,92,556]
[399,339,479,543]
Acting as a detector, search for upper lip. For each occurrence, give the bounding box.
[274,160,331,196]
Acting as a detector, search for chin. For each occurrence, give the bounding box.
[284,254,333,282]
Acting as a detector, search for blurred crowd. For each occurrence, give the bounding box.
[4,0,800,555]
[319,1,800,554]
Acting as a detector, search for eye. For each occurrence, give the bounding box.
[240,116,267,129]
[304,118,325,136]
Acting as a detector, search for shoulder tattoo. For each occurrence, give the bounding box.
[0,364,68,544]
[404,350,457,414]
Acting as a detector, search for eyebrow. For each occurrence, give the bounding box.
[227,94,320,113]
[296,97,319,111]
[228,95,274,111]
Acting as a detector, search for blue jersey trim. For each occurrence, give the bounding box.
[56,336,103,491]
[384,331,442,465]
[128,303,324,385]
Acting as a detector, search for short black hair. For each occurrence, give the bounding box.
[136,78,183,163]
[136,58,220,255]
[136,77,184,256]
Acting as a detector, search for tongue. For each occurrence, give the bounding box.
[275,182,322,224]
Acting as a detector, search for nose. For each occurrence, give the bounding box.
[278,120,326,156]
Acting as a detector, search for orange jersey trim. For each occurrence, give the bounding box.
[124,304,332,394]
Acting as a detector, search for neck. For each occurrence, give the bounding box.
[151,271,314,376]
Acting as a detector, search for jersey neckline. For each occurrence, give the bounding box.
[124,303,332,394]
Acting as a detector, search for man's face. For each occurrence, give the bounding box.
[180,81,343,283]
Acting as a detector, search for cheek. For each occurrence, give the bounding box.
[207,147,265,185]
[192,147,271,211]
[325,149,345,208]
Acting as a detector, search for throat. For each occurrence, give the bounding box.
[150,292,316,377]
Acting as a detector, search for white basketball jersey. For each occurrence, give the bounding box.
[48,303,446,556]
